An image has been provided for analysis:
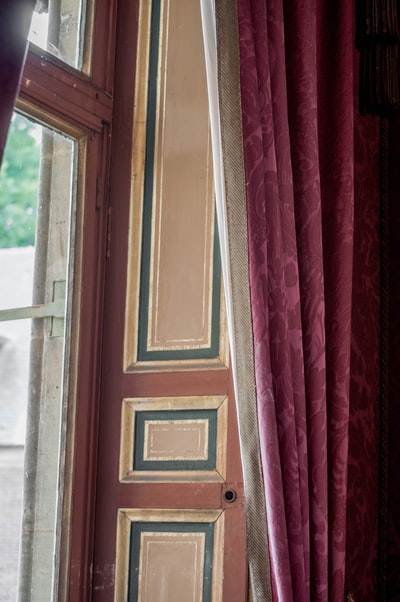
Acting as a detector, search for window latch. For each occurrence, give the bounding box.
[0,280,66,336]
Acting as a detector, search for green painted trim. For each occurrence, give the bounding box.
[134,410,217,471]
[136,0,221,362]
[128,522,214,602]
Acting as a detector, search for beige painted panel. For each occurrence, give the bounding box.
[143,419,209,462]
[115,509,224,602]
[119,396,227,483]
[124,0,229,372]
[148,0,215,351]
[138,531,205,601]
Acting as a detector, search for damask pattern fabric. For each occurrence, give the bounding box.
[345,90,380,600]
[204,0,381,601]
[386,112,400,599]
[237,0,355,599]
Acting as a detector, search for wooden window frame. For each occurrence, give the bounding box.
[15,0,120,599]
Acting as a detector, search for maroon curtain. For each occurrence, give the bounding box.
[345,63,381,600]
[0,0,35,163]
[237,0,351,598]
[229,0,380,600]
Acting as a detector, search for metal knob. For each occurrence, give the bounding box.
[223,489,237,503]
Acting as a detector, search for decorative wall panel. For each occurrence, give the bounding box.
[119,396,227,482]
[124,0,227,371]
[130,524,212,601]
[135,410,216,470]
[90,1,247,600]
[115,510,224,602]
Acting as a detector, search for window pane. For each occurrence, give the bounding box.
[0,112,77,601]
[29,0,88,70]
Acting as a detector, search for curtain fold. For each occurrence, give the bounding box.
[237,1,316,598]
[202,1,380,600]
[345,92,380,601]
[0,0,35,164]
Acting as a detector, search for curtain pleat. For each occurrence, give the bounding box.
[315,3,355,599]
[345,90,380,601]
[237,0,312,598]
[237,0,355,599]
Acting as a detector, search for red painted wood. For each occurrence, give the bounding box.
[17,0,248,599]
[121,369,229,398]
[223,506,249,601]
[20,59,111,133]
[66,127,112,602]
[89,0,248,598]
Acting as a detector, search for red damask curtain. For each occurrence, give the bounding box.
[0,0,35,163]
[202,0,381,600]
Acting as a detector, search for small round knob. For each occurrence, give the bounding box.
[223,489,237,503]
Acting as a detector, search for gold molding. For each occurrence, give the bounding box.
[114,509,224,602]
[123,0,151,372]
[123,0,229,373]
[119,395,228,483]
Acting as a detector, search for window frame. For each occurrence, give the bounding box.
[14,0,118,599]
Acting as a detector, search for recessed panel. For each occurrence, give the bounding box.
[115,510,224,602]
[119,396,228,483]
[143,418,209,462]
[129,523,213,602]
[139,0,218,360]
[134,410,216,471]
[124,0,228,370]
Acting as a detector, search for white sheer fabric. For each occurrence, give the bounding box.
[200,0,236,374]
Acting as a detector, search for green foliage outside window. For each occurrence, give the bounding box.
[0,113,40,248]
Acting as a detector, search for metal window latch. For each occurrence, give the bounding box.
[0,280,66,337]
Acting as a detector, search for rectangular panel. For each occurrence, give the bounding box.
[135,410,216,470]
[130,523,212,602]
[142,420,208,462]
[119,397,227,482]
[115,510,224,602]
[124,0,228,371]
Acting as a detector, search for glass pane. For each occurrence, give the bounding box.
[0,113,76,601]
[29,0,88,70]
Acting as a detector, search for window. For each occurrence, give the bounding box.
[0,1,116,599]
[0,112,76,600]
[29,0,91,70]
